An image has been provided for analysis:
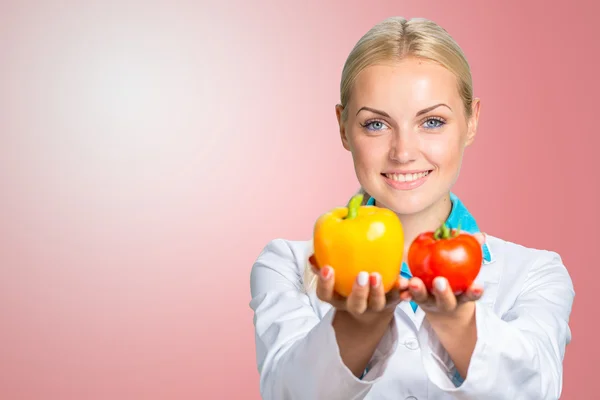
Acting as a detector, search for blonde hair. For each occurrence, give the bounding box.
[302,16,474,293]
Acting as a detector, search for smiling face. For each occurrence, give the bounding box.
[336,56,480,216]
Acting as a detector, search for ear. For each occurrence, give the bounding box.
[465,98,481,147]
[335,104,351,151]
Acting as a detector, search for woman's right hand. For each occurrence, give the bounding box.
[308,255,409,326]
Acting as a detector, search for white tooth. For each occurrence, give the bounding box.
[388,172,433,182]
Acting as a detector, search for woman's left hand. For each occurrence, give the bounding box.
[400,276,483,318]
[399,232,486,320]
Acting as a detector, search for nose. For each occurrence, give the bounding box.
[389,130,419,164]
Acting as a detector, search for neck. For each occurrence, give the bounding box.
[392,193,453,263]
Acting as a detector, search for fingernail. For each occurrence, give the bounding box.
[357,271,369,287]
[434,277,447,292]
[472,288,482,296]
[409,281,419,291]
[369,273,380,288]
[320,266,332,280]
[308,255,316,266]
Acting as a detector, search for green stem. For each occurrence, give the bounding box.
[434,222,452,240]
[344,194,364,220]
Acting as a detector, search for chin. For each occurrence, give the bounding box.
[378,194,431,215]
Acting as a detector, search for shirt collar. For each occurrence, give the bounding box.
[365,192,493,264]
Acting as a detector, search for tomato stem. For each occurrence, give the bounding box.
[454,219,462,237]
[434,222,452,240]
[345,193,363,220]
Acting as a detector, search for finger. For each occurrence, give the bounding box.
[367,273,386,312]
[315,266,335,303]
[408,278,429,303]
[473,232,485,246]
[458,283,484,304]
[346,271,370,315]
[397,277,412,301]
[399,277,410,292]
[433,277,457,312]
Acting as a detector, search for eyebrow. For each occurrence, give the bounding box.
[356,103,452,117]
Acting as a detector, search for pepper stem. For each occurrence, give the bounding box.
[344,194,364,220]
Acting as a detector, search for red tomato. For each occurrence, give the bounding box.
[407,224,483,293]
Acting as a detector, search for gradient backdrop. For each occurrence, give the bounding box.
[0,1,597,399]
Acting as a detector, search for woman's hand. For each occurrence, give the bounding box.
[401,232,486,322]
[402,276,483,320]
[307,255,407,377]
[308,255,407,326]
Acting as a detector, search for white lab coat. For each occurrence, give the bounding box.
[249,234,575,400]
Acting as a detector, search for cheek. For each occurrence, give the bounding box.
[350,135,386,167]
[421,134,463,168]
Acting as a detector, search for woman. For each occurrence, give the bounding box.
[249,16,574,400]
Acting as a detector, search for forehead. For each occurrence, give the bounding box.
[350,58,461,112]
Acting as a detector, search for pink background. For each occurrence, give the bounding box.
[0,1,597,399]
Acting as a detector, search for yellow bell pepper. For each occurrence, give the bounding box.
[312,193,404,297]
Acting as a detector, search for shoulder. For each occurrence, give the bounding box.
[483,234,574,311]
[250,238,313,296]
[485,234,570,275]
[253,238,313,272]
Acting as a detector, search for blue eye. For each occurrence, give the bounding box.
[423,117,445,129]
[362,120,387,131]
